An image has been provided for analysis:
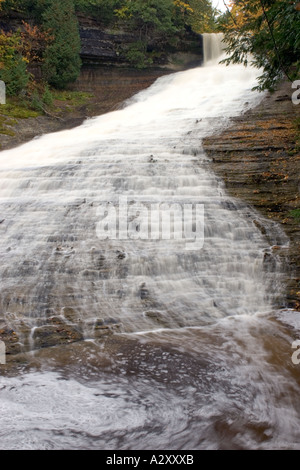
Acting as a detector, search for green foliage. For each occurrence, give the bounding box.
[125,41,153,68]
[1,0,50,21]
[114,0,198,67]
[0,97,41,139]
[186,0,218,33]
[51,89,93,107]
[30,89,44,112]
[0,0,218,84]
[0,0,81,95]
[0,100,40,118]
[72,0,217,34]
[0,30,30,96]
[115,0,176,39]
[0,115,16,136]
[42,0,81,89]
[218,0,300,92]
[289,208,300,221]
[30,85,54,112]
[42,84,53,106]
[0,54,29,96]
[74,0,122,24]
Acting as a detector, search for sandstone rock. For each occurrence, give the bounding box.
[0,326,22,355]
[32,319,83,350]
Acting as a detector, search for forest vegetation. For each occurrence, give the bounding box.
[218,0,300,91]
[0,0,216,108]
[0,0,298,113]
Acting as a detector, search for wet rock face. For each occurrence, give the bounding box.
[79,27,132,64]
[203,79,300,310]
[0,325,21,355]
[32,317,84,350]
[78,16,202,67]
[0,315,84,354]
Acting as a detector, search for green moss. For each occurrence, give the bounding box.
[289,208,300,221]
[0,115,14,125]
[52,90,93,107]
[0,114,18,136]
[0,125,16,136]
[0,102,40,119]
[6,118,18,126]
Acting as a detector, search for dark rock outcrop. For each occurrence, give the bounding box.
[79,24,202,68]
[79,27,131,64]
[0,10,202,69]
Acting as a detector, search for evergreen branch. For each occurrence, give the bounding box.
[259,0,293,82]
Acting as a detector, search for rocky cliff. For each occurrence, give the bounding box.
[0,10,203,69]
[77,14,203,68]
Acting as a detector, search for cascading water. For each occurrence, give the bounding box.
[0,34,299,450]
[202,32,225,64]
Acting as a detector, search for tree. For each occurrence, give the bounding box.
[20,21,52,64]
[114,0,181,68]
[185,0,218,32]
[42,0,81,89]
[115,0,177,41]
[0,0,54,22]
[218,0,300,91]
[0,30,30,96]
[173,0,194,28]
[74,0,122,24]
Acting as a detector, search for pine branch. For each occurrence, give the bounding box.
[259,0,293,83]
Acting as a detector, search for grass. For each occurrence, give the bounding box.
[0,98,41,137]
[0,114,18,137]
[48,90,94,115]
[289,208,300,221]
[51,90,93,108]
[0,125,15,136]
[0,99,41,119]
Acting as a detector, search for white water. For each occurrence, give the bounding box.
[0,34,299,450]
[0,36,277,336]
[202,32,225,64]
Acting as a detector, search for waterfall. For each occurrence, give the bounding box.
[1,35,298,451]
[0,44,282,348]
[202,32,225,65]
